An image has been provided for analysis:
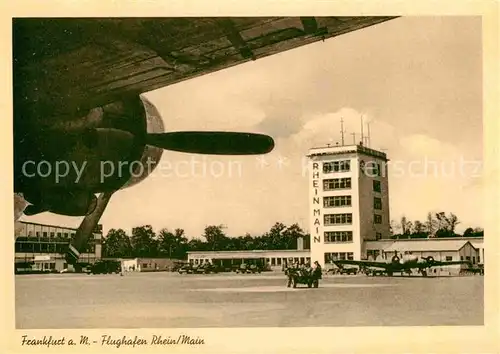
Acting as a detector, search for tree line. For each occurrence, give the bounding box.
[102,212,483,259]
[102,222,311,259]
[390,212,484,239]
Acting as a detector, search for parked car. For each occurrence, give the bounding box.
[89,260,121,274]
[178,264,195,274]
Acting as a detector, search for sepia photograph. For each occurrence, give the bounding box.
[7,6,498,352]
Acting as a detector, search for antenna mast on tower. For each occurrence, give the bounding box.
[350,132,356,145]
[367,121,372,148]
[360,115,364,145]
[340,118,346,146]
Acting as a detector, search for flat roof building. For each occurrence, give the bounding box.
[15,221,103,272]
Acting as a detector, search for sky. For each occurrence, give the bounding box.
[20,16,484,238]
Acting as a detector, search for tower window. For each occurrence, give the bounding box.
[323,178,351,190]
[323,160,350,173]
[373,180,381,192]
[324,231,353,243]
[324,196,351,208]
[324,213,352,225]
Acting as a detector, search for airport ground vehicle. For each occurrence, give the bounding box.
[178,264,195,274]
[286,268,321,288]
[88,260,121,274]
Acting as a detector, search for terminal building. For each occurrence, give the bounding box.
[14,221,103,272]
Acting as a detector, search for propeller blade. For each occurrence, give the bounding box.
[146,131,275,155]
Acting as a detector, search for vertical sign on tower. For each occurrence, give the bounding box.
[312,162,321,243]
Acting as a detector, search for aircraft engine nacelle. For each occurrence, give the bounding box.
[15,95,165,217]
[23,190,98,217]
[391,255,401,264]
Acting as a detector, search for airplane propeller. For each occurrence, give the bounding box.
[61,129,275,265]
[146,131,275,155]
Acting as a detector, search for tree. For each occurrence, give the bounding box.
[410,220,428,239]
[264,222,287,249]
[131,225,158,257]
[446,213,460,233]
[434,212,460,238]
[202,224,228,251]
[426,212,436,236]
[157,228,188,259]
[463,227,474,237]
[400,216,408,235]
[283,223,306,249]
[102,228,132,258]
[412,220,424,234]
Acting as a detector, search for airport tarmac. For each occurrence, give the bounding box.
[15,272,483,328]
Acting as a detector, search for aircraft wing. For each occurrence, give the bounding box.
[14,17,398,120]
[333,260,392,270]
[426,260,472,268]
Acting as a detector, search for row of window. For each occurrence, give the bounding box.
[324,213,352,225]
[324,252,354,263]
[323,196,382,210]
[322,161,384,176]
[15,241,96,253]
[323,178,382,193]
[324,213,383,225]
[267,257,311,266]
[323,160,350,173]
[323,178,351,190]
[325,231,353,243]
[25,231,75,239]
[324,196,351,208]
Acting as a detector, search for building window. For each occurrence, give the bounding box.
[324,213,352,225]
[445,256,453,261]
[376,232,382,240]
[324,196,352,208]
[472,256,476,264]
[374,214,382,224]
[71,233,75,239]
[64,233,69,238]
[325,252,355,263]
[367,250,380,260]
[50,232,54,238]
[366,162,382,177]
[324,252,338,263]
[323,178,351,190]
[323,160,350,173]
[324,231,353,243]
[57,232,61,238]
[478,255,480,263]
[373,197,382,210]
[373,180,381,192]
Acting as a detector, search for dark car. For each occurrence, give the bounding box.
[178,264,196,274]
[90,260,121,274]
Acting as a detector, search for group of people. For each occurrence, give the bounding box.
[285,260,322,286]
